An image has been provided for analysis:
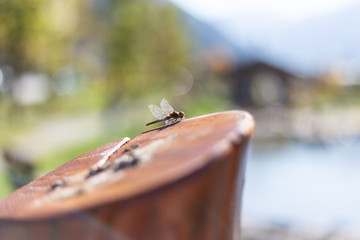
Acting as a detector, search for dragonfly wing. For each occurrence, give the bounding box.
[160,98,174,113]
[149,104,168,120]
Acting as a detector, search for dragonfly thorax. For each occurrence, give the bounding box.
[169,111,185,119]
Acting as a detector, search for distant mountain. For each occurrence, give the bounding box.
[272,2,360,74]
[178,10,249,64]
[213,2,360,76]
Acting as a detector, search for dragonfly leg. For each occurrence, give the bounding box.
[165,119,176,125]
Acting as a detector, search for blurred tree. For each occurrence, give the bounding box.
[105,0,189,102]
[0,0,47,119]
[0,0,78,74]
[0,0,190,107]
[0,0,41,73]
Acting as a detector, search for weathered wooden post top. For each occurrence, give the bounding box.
[0,110,254,240]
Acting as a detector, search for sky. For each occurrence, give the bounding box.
[169,0,358,22]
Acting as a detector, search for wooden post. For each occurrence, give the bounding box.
[0,111,254,240]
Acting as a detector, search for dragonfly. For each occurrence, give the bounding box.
[146,98,185,126]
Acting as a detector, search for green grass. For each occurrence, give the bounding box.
[185,94,232,117]
[35,139,107,173]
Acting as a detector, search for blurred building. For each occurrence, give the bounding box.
[226,61,302,107]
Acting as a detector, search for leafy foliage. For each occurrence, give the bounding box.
[105,0,189,99]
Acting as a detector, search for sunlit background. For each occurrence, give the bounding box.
[1,0,360,239]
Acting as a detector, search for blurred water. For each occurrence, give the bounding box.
[243,138,360,232]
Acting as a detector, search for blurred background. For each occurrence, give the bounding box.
[1,0,360,239]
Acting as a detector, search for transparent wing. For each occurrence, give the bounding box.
[160,98,174,113]
[149,104,169,120]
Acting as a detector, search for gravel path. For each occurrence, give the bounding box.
[8,112,103,162]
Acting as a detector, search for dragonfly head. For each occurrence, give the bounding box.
[179,111,185,118]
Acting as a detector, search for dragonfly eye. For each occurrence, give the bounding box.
[179,111,185,118]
